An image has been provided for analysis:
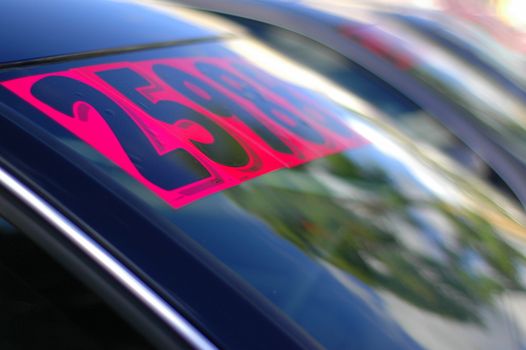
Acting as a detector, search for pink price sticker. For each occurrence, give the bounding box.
[1,57,367,208]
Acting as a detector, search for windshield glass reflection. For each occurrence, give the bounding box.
[169,123,526,349]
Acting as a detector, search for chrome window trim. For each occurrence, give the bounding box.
[0,165,218,350]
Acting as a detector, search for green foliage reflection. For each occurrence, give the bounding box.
[226,151,526,323]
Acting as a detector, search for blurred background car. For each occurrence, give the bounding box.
[379,9,526,102]
[2,0,526,349]
[176,0,526,209]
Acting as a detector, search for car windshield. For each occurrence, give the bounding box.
[1,34,526,349]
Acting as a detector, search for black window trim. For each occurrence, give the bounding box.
[0,163,218,350]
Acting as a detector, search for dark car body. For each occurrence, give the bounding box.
[2,0,526,349]
[175,0,526,209]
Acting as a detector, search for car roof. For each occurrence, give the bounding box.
[0,0,222,67]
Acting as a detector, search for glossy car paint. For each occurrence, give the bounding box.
[1,1,526,349]
[0,0,218,66]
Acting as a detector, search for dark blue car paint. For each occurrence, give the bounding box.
[0,0,221,66]
[1,1,526,349]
